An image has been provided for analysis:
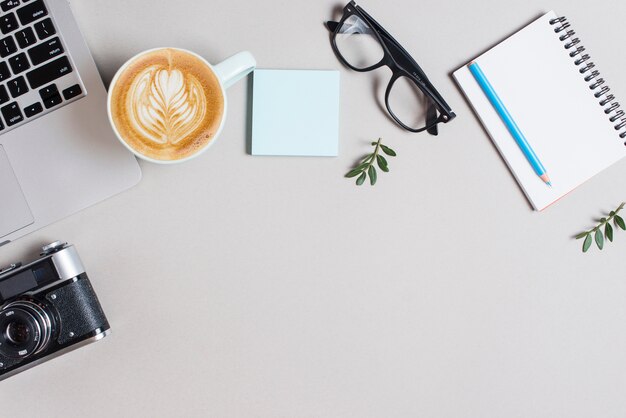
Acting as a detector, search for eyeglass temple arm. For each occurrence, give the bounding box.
[426,101,439,135]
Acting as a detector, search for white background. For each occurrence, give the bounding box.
[2,0,626,417]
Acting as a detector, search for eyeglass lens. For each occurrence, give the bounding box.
[387,76,431,130]
[335,15,384,69]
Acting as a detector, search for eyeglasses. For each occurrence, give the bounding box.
[326,1,456,135]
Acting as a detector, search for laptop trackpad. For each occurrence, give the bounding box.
[0,145,34,238]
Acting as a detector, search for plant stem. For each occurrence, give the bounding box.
[580,202,625,235]
[365,138,382,169]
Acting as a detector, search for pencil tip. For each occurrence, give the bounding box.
[547,182,552,187]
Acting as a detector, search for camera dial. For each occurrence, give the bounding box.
[0,300,53,360]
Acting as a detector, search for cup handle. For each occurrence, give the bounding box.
[213,51,256,89]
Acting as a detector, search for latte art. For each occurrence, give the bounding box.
[129,67,207,145]
[109,48,224,161]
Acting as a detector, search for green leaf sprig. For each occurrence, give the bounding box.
[576,202,626,252]
[345,138,396,186]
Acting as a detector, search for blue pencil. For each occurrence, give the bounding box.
[468,61,551,187]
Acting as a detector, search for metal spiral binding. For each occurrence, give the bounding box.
[550,16,626,142]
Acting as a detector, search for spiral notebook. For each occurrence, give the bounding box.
[454,11,626,211]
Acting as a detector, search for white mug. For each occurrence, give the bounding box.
[107,47,256,164]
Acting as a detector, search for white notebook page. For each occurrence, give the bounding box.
[454,11,625,210]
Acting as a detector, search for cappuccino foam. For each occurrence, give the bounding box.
[109,48,224,161]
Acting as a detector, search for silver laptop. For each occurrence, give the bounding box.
[0,0,141,246]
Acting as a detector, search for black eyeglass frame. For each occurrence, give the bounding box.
[327,1,456,134]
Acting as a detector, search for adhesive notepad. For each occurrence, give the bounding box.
[251,69,340,156]
[453,11,626,210]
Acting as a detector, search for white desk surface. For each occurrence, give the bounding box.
[3,1,626,417]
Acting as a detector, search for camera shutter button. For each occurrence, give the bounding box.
[41,241,65,255]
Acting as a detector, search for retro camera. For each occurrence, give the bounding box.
[0,241,110,381]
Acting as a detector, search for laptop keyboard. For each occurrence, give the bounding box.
[0,0,85,135]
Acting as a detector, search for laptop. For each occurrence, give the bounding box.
[0,0,141,246]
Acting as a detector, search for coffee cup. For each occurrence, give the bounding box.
[107,47,255,164]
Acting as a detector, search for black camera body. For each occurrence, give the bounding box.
[0,241,110,381]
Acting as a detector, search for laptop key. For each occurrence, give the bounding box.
[0,85,8,104]
[0,0,20,12]
[7,75,28,97]
[23,101,42,117]
[16,0,47,26]
[0,35,16,57]
[15,26,35,48]
[26,55,71,89]
[38,83,57,99]
[33,17,54,40]
[1,102,23,126]
[43,92,61,108]
[0,13,18,34]
[8,52,29,74]
[0,62,10,81]
[62,84,81,100]
[27,36,62,65]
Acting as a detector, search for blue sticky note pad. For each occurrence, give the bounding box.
[251,69,340,156]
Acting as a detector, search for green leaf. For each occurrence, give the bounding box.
[575,231,589,239]
[583,234,593,252]
[615,215,626,230]
[356,172,366,186]
[610,211,616,217]
[595,229,604,250]
[368,165,377,185]
[371,142,378,146]
[606,223,614,242]
[380,145,396,156]
[345,168,364,178]
[376,154,388,166]
[376,155,388,172]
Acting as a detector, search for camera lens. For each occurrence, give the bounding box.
[0,300,52,359]
[6,320,31,345]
